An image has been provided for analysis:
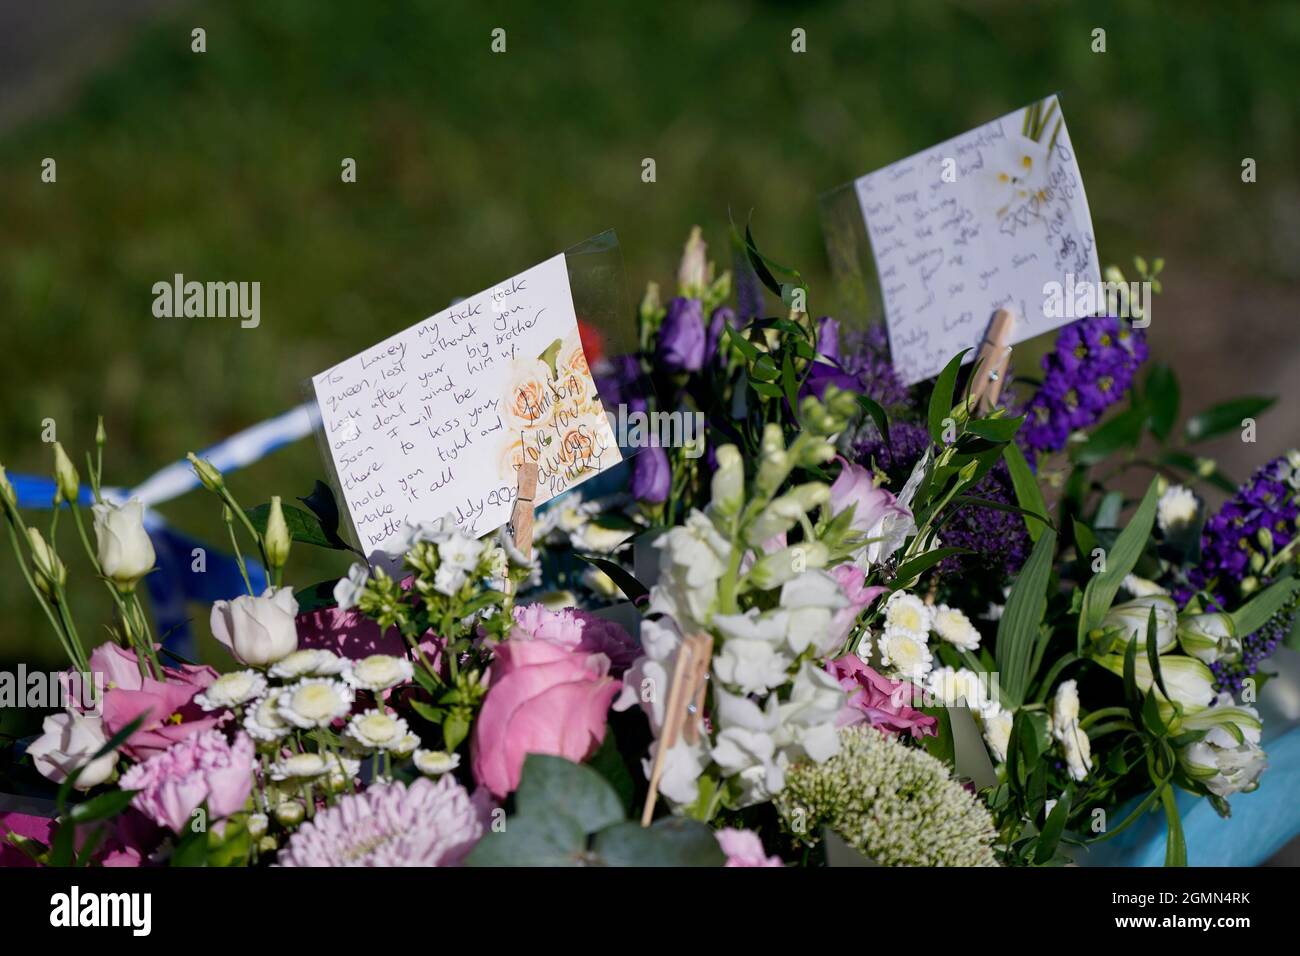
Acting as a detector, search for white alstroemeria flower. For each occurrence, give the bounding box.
[980,706,1014,763]
[333,562,371,612]
[276,678,355,729]
[711,610,793,695]
[1175,698,1266,797]
[345,654,414,692]
[345,709,411,751]
[883,591,932,638]
[779,570,848,656]
[414,749,461,776]
[244,694,292,741]
[932,604,981,651]
[1103,594,1178,653]
[194,669,267,711]
[1156,485,1198,533]
[1100,653,1216,709]
[270,648,349,679]
[1177,612,1241,665]
[879,629,933,681]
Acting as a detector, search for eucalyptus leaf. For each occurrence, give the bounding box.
[592,818,726,867]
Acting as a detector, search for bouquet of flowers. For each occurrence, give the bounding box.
[2,228,1296,868]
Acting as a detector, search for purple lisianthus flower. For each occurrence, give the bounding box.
[706,306,739,365]
[656,297,706,372]
[815,316,841,363]
[594,354,647,415]
[800,359,859,400]
[630,445,671,504]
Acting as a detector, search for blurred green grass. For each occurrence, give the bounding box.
[2,0,1298,668]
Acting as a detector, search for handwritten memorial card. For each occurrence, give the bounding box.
[854,95,1100,385]
[311,253,621,561]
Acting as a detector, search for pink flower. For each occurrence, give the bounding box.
[716,828,782,867]
[471,607,629,798]
[119,730,254,833]
[511,604,640,674]
[829,564,886,646]
[0,811,52,868]
[828,654,937,738]
[278,777,491,866]
[87,643,221,759]
[829,457,916,566]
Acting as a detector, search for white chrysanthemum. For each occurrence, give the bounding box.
[980,707,1014,763]
[1051,680,1081,732]
[277,678,355,729]
[855,629,874,660]
[1057,721,1093,781]
[1156,485,1198,532]
[244,694,292,741]
[884,591,932,637]
[333,562,370,612]
[927,667,990,710]
[879,629,933,680]
[346,709,411,751]
[270,752,331,780]
[194,669,266,711]
[392,733,421,758]
[414,750,461,776]
[345,654,414,692]
[932,604,981,651]
[270,648,349,679]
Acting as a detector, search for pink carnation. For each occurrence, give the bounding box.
[716,828,782,867]
[828,654,938,738]
[119,730,254,833]
[829,564,886,645]
[277,777,491,866]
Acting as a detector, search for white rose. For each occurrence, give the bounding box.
[210,586,299,666]
[92,498,156,590]
[28,711,116,789]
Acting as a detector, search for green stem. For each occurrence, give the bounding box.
[1079,706,1132,730]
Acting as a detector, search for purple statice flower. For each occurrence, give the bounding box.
[1211,609,1295,696]
[656,297,706,372]
[1019,316,1148,455]
[839,324,913,410]
[852,419,932,482]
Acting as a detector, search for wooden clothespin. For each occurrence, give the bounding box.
[969,308,1016,414]
[503,461,539,593]
[641,632,713,826]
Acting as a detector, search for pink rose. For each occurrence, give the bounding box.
[829,457,916,566]
[471,608,627,798]
[829,564,886,646]
[511,604,640,675]
[87,643,220,759]
[119,730,254,833]
[716,828,782,867]
[828,654,937,738]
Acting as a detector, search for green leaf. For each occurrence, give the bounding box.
[1077,479,1160,651]
[1145,605,1170,702]
[1034,789,1072,865]
[245,502,334,549]
[586,730,636,816]
[514,754,625,835]
[1070,405,1147,465]
[855,394,890,447]
[69,789,135,824]
[1184,396,1274,444]
[297,479,358,552]
[1144,364,1180,442]
[995,527,1057,706]
[409,700,445,724]
[294,578,341,614]
[928,350,971,443]
[575,555,649,605]
[466,812,588,867]
[591,818,726,867]
[1003,443,1050,542]
[443,711,470,752]
[1229,575,1300,637]
[965,415,1024,442]
[890,547,971,587]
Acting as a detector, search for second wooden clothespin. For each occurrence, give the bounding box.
[640,632,713,826]
[969,308,1016,414]
[503,461,539,593]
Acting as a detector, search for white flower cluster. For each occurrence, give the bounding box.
[874,592,982,683]
[1049,679,1093,782]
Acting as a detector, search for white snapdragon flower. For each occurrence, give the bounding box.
[647,510,732,630]
[779,570,848,657]
[710,688,785,808]
[932,604,981,651]
[1156,485,1198,533]
[194,669,267,711]
[711,610,793,696]
[773,662,847,765]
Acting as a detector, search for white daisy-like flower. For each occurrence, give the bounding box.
[277,678,355,729]
[980,706,1014,763]
[883,591,932,638]
[345,654,415,692]
[333,562,370,612]
[413,750,461,776]
[1156,485,1198,533]
[392,733,422,758]
[270,648,349,679]
[345,709,411,751]
[926,666,990,710]
[931,604,981,651]
[879,628,933,680]
[244,694,292,741]
[194,669,267,711]
[270,752,331,780]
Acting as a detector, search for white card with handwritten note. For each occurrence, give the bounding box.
[855,95,1100,386]
[312,253,621,560]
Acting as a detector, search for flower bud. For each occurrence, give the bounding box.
[710,444,744,518]
[0,463,16,512]
[95,416,107,448]
[755,448,790,499]
[677,226,710,296]
[1101,594,1178,652]
[1240,576,1259,596]
[1195,457,1216,478]
[247,812,269,838]
[274,801,305,827]
[93,499,156,591]
[264,496,292,570]
[746,541,829,589]
[760,423,784,457]
[1257,527,1274,554]
[640,281,662,325]
[52,442,80,503]
[187,452,225,492]
[27,528,66,596]
[1178,612,1241,664]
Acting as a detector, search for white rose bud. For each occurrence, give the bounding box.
[264,496,292,570]
[210,586,300,666]
[92,498,156,591]
[52,442,80,503]
[27,712,116,789]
